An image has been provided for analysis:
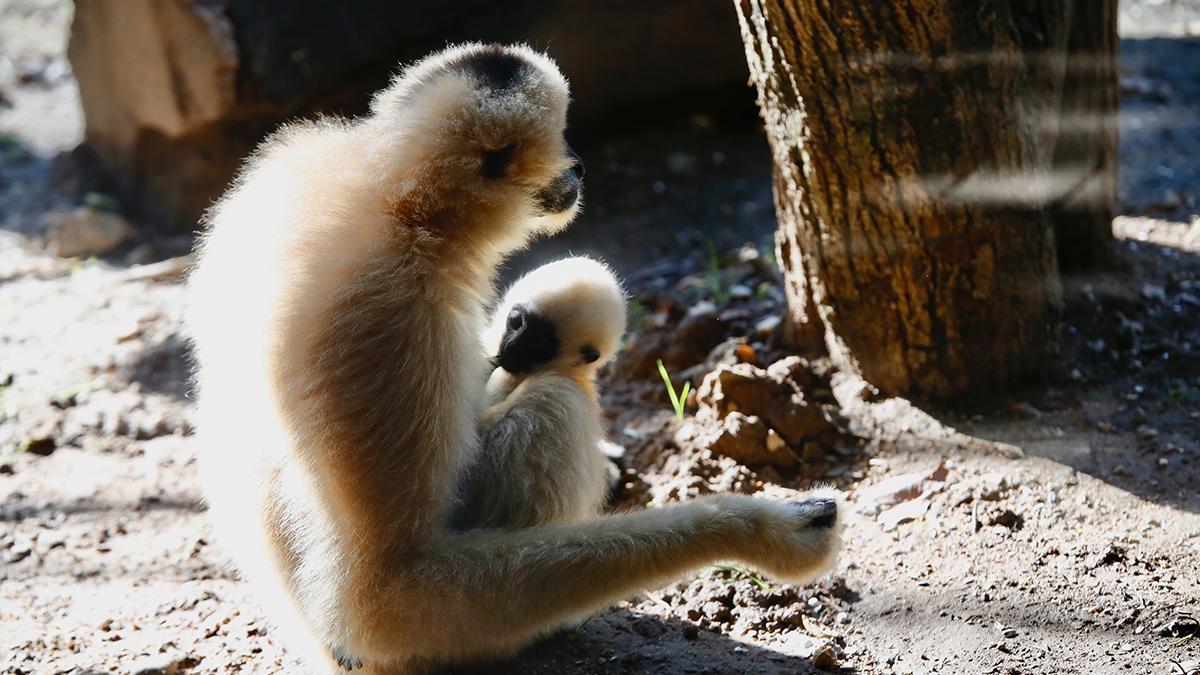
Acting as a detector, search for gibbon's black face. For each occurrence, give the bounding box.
[495,304,560,374]
[481,143,583,216]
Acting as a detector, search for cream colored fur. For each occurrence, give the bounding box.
[454,257,625,529]
[184,43,842,675]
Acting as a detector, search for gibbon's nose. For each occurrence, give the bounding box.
[566,146,584,179]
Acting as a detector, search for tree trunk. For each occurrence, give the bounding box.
[736,0,1067,398]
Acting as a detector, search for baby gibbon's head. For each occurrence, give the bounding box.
[370,43,582,237]
[487,257,627,378]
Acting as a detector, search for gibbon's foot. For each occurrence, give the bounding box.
[332,646,362,671]
[745,489,843,584]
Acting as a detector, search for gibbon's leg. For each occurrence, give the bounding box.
[346,492,839,663]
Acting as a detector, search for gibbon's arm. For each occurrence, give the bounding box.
[453,373,605,529]
[343,491,840,662]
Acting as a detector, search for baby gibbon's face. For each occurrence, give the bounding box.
[490,257,626,378]
[370,43,583,236]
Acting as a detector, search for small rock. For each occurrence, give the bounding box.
[728,284,753,300]
[1086,543,1126,569]
[129,654,184,675]
[21,434,56,457]
[988,509,1024,530]
[765,428,787,453]
[836,611,850,624]
[43,206,136,258]
[879,498,930,531]
[754,315,781,337]
[1002,627,1018,638]
[1141,283,1166,302]
[977,473,1009,501]
[811,644,839,671]
[7,543,32,564]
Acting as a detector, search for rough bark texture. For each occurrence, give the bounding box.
[736,0,1066,398]
[68,0,749,229]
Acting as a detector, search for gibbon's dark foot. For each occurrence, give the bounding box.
[794,498,839,529]
[332,647,362,671]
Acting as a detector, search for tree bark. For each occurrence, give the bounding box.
[736,0,1066,398]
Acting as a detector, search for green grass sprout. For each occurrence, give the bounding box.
[657,358,690,422]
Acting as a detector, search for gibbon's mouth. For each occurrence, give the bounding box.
[534,151,583,215]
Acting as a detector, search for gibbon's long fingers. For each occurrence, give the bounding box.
[352,495,838,660]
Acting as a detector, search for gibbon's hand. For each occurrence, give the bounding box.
[332,646,362,671]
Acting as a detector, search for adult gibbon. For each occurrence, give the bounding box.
[185,43,841,674]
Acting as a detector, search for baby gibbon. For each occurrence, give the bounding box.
[452,256,626,530]
[185,42,841,674]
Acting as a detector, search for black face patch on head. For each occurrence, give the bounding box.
[496,304,560,374]
[482,143,517,179]
[457,45,526,91]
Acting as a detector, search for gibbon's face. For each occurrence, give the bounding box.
[371,43,583,236]
[489,257,626,377]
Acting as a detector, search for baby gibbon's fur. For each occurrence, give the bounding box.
[453,256,626,529]
[185,43,842,674]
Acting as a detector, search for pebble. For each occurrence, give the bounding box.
[728,284,753,300]
[811,643,839,671]
[1002,627,1019,638]
[129,655,184,675]
[42,206,136,258]
[836,611,851,624]
[754,314,781,337]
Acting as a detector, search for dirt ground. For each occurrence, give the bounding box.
[2,2,1198,674]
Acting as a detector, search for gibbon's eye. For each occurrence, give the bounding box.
[481,143,518,179]
[507,306,525,331]
[581,346,601,364]
[496,304,559,374]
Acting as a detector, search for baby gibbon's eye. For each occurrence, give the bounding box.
[581,346,600,364]
[481,143,518,179]
[507,306,525,331]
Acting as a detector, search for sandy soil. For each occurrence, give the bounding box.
[2,2,1198,674]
